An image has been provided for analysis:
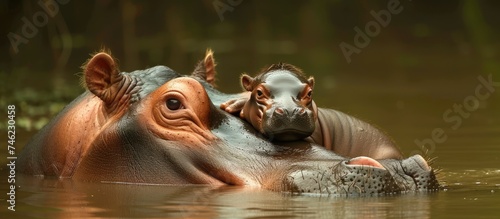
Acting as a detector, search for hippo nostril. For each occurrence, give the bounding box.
[403,155,432,172]
[275,108,284,115]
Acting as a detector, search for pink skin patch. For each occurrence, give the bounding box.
[347,156,386,170]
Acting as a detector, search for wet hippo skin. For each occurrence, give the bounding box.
[18,51,438,196]
[214,55,402,160]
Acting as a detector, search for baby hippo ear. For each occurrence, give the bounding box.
[307,76,315,89]
[84,52,123,104]
[241,74,255,91]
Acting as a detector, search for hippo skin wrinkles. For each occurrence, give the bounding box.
[18,50,440,196]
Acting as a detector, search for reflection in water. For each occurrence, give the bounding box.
[432,170,500,218]
[3,170,499,218]
[1,175,433,219]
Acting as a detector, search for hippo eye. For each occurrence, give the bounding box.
[166,98,183,110]
[257,90,263,97]
[307,90,312,97]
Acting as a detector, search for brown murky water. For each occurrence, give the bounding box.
[1,78,499,218]
[2,1,500,218]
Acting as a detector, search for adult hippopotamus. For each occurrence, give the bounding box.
[215,59,401,160]
[18,51,438,196]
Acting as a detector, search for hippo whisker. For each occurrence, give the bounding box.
[346,180,357,193]
[433,168,443,175]
[354,184,364,195]
[390,164,412,191]
[312,177,321,193]
[299,169,306,180]
[320,169,327,181]
[426,156,438,166]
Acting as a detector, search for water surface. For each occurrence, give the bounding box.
[1,82,499,218]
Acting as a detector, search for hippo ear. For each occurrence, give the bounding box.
[203,49,217,84]
[84,52,123,104]
[241,74,254,91]
[307,76,315,89]
[192,49,217,86]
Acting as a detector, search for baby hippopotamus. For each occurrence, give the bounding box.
[220,62,402,160]
[223,63,316,141]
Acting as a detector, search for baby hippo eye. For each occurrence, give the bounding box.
[166,98,183,110]
[256,90,263,97]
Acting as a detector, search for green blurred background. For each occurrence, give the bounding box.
[1,0,499,170]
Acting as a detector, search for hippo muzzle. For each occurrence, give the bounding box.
[281,155,439,196]
[262,101,316,141]
[380,155,440,192]
[260,75,316,141]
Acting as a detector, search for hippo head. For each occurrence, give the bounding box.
[239,64,317,141]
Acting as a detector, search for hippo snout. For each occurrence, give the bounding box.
[284,155,439,196]
[274,107,306,116]
[262,106,315,141]
[380,155,440,192]
[285,158,401,196]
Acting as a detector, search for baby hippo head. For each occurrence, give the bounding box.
[240,63,317,141]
